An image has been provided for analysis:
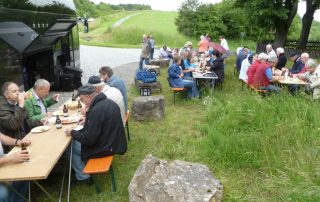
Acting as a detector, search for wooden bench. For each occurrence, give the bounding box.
[125,111,130,141]
[83,155,116,193]
[171,87,185,104]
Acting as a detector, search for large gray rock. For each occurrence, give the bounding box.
[150,59,170,68]
[129,154,224,202]
[132,96,165,121]
[144,65,160,75]
[134,78,161,94]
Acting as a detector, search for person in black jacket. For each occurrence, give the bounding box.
[275,47,287,70]
[65,85,127,162]
[207,51,225,84]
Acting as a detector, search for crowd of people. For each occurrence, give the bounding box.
[0,67,128,201]
[237,43,320,98]
[167,34,229,99]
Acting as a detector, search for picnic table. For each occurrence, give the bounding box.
[192,69,218,94]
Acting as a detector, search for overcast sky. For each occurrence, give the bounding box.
[89,0,320,21]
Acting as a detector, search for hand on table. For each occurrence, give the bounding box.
[64,127,72,136]
[18,138,31,147]
[7,150,30,163]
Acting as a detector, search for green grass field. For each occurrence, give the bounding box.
[36,10,320,202]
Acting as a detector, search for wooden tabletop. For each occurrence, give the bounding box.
[0,105,80,181]
[278,78,306,85]
[192,71,218,79]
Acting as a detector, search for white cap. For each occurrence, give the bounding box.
[258,53,268,61]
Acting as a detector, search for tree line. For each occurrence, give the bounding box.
[176,0,320,49]
[74,0,151,18]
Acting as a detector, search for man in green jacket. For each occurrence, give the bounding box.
[24,79,59,121]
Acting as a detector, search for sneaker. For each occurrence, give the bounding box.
[73,177,93,186]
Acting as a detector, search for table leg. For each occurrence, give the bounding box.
[58,169,66,202]
[67,139,73,202]
[32,181,55,201]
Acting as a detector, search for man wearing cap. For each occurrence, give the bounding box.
[247,53,269,86]
[285,52,307,74]
[179,41,193,56]
[87,75,125,126]
[64,85,127,162]
[239,54,257,82]
[253,56,281,93]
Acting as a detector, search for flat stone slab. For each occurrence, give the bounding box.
[144,65,160,75]
[134,78,161,94]
[150,59,170,68]
[131,96,165,121]
[129,154,224,202]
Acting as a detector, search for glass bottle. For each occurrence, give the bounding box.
[63,105,68,117]
[56,115,62,129]
[71,94,76,101]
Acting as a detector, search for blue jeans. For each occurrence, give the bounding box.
[260,85,281,94]
[181,79,199,98]
[149,48,154,60]
[139,57,150,70]
[0,181,28,202]
[65,140,90,181]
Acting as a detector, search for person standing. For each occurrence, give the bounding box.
[219,36,229,58]
[149,35,155,60]
[139,34,150,69]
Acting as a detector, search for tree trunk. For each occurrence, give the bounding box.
[274,0,298,48]
[298,5,316,49]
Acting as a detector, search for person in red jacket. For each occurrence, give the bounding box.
[247,53,269,85]
[253,56,282,93]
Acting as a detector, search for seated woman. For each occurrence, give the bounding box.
[206,51,225,84]
[183,51,196,79]
[168,55,199,99]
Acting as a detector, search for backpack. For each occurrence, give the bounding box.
[136,69,157,83]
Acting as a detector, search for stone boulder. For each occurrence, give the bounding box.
[134,78,161,94]
[129,154,224,202]
[144,65,160,75]
[150,59,170,68]
[132,96,165,121]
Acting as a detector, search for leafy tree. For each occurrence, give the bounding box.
[298,0,320,49]
[235,0,298,47]
[175,0,200,37]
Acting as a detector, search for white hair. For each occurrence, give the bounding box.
[301,52,309,58]
[276,47,284,54]
[34,79,50,89]
[306,58,317,68]
[266,44,272,49]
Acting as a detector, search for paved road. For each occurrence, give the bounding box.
[111,13,141,29]
[49,46,159,111]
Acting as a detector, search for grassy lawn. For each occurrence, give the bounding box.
[35,56,320,201]
[34,9,320,202]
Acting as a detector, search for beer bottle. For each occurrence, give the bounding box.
[56,115,62,129]
[77,100,82,109]
[63,105,68,117]
[71,94,76,101]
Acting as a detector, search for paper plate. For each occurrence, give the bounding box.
[31,126,50,133]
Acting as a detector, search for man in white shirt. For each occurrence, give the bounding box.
[87,76,125,126]
[266,44,277,60]
[219,36,229,58]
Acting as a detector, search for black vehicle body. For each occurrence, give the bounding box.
[0,0,82,94]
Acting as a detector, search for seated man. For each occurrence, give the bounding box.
[0,82,42,140]
[239,54,256,82]
[297,59,320,100]
[253,57,281,93]
[0,133,31,202]
[99,66,128,112]
[24,79,59,121]
[168,55,199,99]
[236,47,249,72]
[87,76,125,126]
[64,85,127,162]
[160,45,173,59]
[183,51,196,79]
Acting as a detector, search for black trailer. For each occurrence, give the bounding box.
[0,0,82,94]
